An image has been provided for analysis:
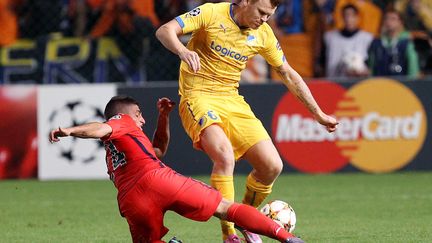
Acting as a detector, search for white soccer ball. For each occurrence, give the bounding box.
[260,200,296,233]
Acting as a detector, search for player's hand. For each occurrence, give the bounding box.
[49,127,70,143]
[157,97,176,115]
[315,113,338,133]
[178,48,200,73]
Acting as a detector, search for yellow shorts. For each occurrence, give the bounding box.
[179,95,270,160]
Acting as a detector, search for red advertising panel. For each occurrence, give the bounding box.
[0,86,37,179]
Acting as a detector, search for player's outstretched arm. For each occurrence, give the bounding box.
[275,61,338,133]
[49,122,113,143]
[156,20,201,72]
[153,98,176,158]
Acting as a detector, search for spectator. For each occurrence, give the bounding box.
[395,0,432,74]
[20,0,64,38]
[70,0,157,66]
[65,0,86,37]
[334,0,382,36]
[80,0,114,37]
[156,0,188,24]
[373,0,396,11]
[324,4,373,77]
[0,0,21,46]
[67,0,121,38]
[368,9,420,78]
[303,0,337,77]
[395,0,432,33]
[269,0,304,36]
[304,0,336,33]
[74,0,157,39]
[128,0,160,27]
[114,0,159,66]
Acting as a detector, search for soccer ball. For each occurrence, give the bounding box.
[260,200,296,233]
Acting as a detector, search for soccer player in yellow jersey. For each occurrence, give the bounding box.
[156,0,338,242]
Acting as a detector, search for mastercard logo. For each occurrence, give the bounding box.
[271,78,427,173]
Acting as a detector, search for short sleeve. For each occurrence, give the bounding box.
[175,3,214,34]
[102,114,135,141]
[259,27,286,67]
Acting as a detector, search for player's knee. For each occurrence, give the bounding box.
[215,143,234,159]
[256,158,283,183]
[269,158,283,177]
[215,155,235,167]
[210,144,235,168]
[213,162,235,175]
[200,126,235,169]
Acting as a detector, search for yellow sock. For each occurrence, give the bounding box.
[242,173,273,208]
[211,174,236,239]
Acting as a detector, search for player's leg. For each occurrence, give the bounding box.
[241,139,283,207]
[226,97,283,243]
[225,97,282,209]
[201,124,236,175]
[120,176,169,243]
[166,164,302,243]
[214,199,304,243]
[226,103,282,205]
[236,141,283,242]
[126,214,167,243]
[199,124,238,241]
[178,97,238,241]
[167,167,240,241]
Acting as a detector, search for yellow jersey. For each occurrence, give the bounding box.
[175,2,285,96]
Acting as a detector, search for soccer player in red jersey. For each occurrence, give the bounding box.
[49,95,303,243]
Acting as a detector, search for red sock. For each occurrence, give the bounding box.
[226,203,294,242]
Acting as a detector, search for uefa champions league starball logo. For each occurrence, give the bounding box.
[49,101,105,163]
[189,7,201,16]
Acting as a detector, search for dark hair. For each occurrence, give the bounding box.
[270,0,282,7]
[384,8,404,22]
[342,4,359,16]
[104,95,139,120]
[250,0,282,8]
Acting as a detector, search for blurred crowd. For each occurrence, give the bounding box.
[0,0,431,81]
[268,0,432,80]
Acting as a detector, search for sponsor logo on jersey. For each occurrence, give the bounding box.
[210,41,248,62]
[272,79,427,173]
[207,110,218,120]
[246,35,257,46]
[220,23,227,33]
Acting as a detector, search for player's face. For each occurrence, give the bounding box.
[128,104,145,128]
[243,0,276,29]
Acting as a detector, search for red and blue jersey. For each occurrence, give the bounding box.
[102,114,165,199]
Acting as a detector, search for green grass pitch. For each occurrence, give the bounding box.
[1,172,431,242]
